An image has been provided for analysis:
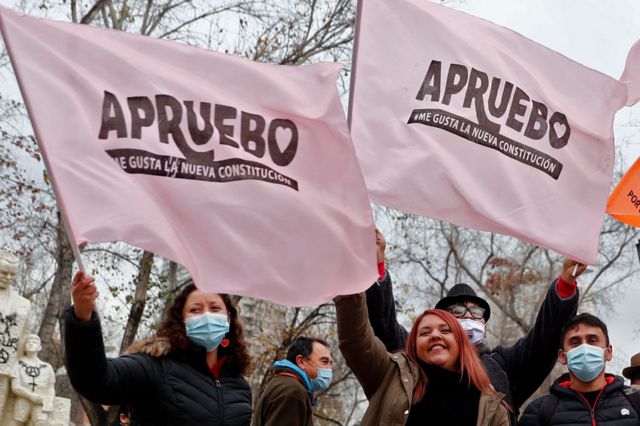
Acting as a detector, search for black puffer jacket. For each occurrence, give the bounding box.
[519,374,640,425]
[64,307,251,426]
[366,272,579,424]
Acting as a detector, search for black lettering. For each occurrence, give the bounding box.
[416,60,441,102]
[488,78,513,118]
[442,64,468,105]
[548,112,570,149]
[156,95,212,162]
[128,96,155,140]
[98,91,127,139]
[184,101,214,146]
[463,68,500,133]
[524,100,548,140]
[215,104,238,148]
[268,119,298,167]
[506,87,529,132]
[240,112,266,158]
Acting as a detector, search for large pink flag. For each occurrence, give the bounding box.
[0,7,377,306]
[350,0,628,264]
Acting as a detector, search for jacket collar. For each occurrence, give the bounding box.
[551,373,623,397]
[273,359,318,406]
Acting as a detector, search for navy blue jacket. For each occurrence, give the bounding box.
[519,374,640,425]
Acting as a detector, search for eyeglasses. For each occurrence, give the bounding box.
[448,304,485,320]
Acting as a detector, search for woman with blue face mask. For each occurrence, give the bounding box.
[65,272,252,425]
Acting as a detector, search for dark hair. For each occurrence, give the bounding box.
[560,313,610,348]
[156,281,251,376]
[285,336,329,363]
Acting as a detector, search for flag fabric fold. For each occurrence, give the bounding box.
[349,0,628,264]
[0,6,377,306]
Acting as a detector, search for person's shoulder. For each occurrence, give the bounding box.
[266,374,308,399]
[522,393,553,414]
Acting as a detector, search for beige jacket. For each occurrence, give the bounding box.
[335,293,510,426]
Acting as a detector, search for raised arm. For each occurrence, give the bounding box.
[335,292,393,399]
[493,258,582,408]
[365,272,408,352]
[64,272,159,405]
[365,230,408,352]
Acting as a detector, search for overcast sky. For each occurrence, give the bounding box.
[1,0,639,376]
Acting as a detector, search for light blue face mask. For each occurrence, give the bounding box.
[184,312,229,352]
[565,343,606,382]
[310,363,333,391]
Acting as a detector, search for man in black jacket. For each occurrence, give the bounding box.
[519,313,640,425]
[366,231,580,424]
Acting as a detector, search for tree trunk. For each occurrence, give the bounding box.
[160,260,178,321]
[119,250,154,354]
[37,211,73,368]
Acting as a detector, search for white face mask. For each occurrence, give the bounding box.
[459,318,486,346]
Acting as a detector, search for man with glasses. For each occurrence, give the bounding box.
[366,231,581,424]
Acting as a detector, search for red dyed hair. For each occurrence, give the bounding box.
[405,309,495,403]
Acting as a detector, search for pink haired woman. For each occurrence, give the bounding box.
[335,292,509,425]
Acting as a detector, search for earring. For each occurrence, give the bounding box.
[220,338,230,348]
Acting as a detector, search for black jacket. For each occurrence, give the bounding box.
[365,272,579,423]
[519,374,640,425]
[64,307,251,426]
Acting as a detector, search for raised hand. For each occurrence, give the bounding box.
[560,258,587,285]
[71,271,98,322]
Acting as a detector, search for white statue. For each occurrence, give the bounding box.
[49,396,71,426]
[0,252,31,423]
[8,334,55,426]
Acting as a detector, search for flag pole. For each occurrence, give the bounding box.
[347,0,365,130]
[0,12,85,272]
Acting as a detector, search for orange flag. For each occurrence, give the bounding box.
[607,158,640,226]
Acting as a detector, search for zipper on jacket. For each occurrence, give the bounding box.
[215,379,224,426]
[574,387,606,426]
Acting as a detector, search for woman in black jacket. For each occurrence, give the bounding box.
[65,271,252,426]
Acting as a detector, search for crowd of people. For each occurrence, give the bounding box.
[65,231,640,425]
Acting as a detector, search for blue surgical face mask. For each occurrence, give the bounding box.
[185,312,229,352]
[310,364,333,392]
[565,343,606,382]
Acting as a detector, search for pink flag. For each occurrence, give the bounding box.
[620,39,640,106]
[349,0,628,264]
[0,7,377,306]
